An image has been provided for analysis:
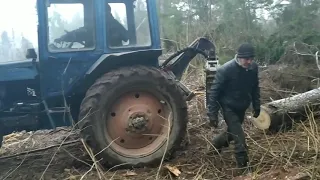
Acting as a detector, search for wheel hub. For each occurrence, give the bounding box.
[127,113,149,133]
[105,91,171,157]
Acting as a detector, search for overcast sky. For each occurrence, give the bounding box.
[0,0,37,45]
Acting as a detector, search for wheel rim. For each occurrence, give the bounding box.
[105,91,172,157]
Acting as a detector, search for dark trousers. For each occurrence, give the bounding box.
[213,106,249,167]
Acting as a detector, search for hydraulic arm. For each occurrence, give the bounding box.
[160,37,219,101]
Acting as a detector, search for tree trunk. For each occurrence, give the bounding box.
[262,88,320,132]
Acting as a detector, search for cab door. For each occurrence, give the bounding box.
[37,0,104,99]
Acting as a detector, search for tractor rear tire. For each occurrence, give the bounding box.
[78,65,188,168]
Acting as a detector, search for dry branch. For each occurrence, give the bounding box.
[0,140,88,180]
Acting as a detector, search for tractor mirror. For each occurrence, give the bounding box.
[26,48,37,59]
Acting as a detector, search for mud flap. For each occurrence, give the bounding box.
[0,134,2,148]
[164,70,195,101]
[176,81,195,101]
[0,122,3,148]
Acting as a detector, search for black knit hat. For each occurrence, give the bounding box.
[237,43,255,58]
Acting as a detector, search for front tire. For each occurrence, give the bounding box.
[78,66,188,167]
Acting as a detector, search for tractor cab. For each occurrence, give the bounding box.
[36,0,161,99]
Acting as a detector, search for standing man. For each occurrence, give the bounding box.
[207,43,261,173]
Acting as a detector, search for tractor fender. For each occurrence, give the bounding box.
[86,49,162,75]
[76,49,162,94]
[86,52,133,75]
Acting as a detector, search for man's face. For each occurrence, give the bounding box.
[239,57,253,68]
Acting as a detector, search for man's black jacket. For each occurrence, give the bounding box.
[207,58,260,116]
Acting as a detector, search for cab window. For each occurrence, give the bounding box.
[47,1,95,52]
[107,0,151,48]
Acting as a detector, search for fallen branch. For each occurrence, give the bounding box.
[0,140,80,161]
[0,139,88,180]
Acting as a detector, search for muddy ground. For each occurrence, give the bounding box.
[0,64,319,180]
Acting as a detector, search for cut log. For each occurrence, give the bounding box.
[259,87,320,132]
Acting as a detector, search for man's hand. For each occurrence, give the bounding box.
[54,37,63,43]
[207,114,219,128]
[253,109,260,118]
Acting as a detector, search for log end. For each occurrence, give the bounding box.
[262,105,297,133]
[251,106,271,130]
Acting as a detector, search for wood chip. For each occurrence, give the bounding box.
[122,171,137,177]
[164,164,181,177]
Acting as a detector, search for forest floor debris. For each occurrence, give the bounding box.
[0,65,319,180]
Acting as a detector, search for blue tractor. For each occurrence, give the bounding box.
[0,0,218,167]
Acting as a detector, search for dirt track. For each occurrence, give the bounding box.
[0,66,319,180]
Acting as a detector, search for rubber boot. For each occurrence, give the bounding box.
[212,131,232,154]
[236,155,253,175]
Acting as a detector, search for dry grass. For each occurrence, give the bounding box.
[242,111,320,179]
[0,64,319,180]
